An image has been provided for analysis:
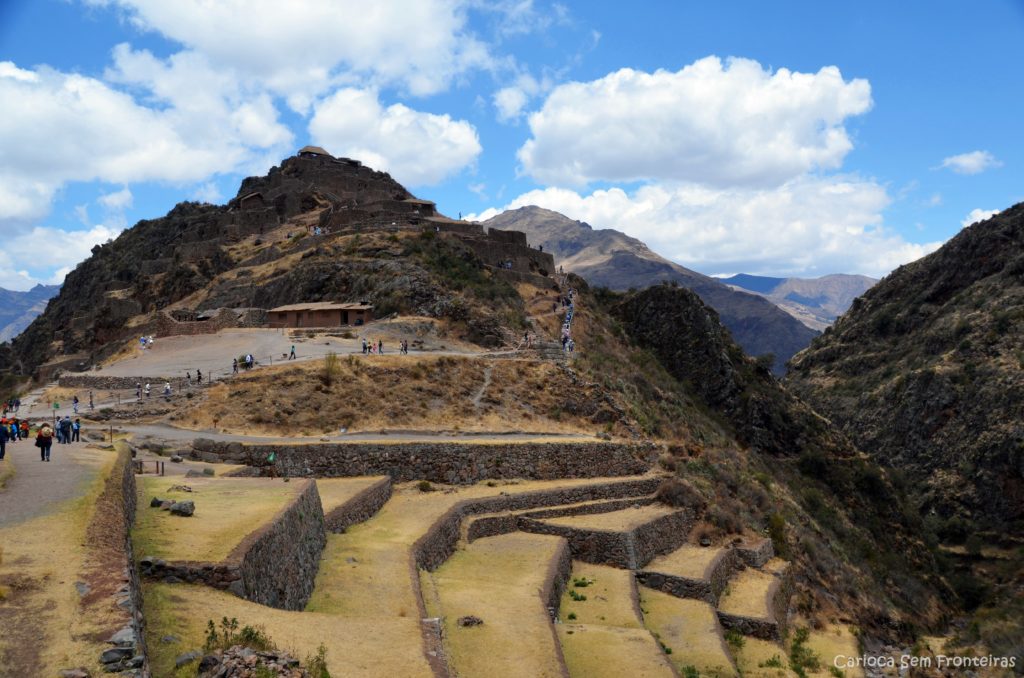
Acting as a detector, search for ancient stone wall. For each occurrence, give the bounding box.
[323,477,392,533]
[140,479,327,612]
[412,477,662,572]
[736,538,774,568]
[237,480,326,610]
[519,509,692,570]
[636,547,740,604]
[155,308,239,337]
[198,440,658,484]
[715,564,793,641]
[59,375,188,389]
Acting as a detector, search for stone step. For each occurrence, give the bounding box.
[464,494,657,544]
[716,559,793,641]
[636,544,741,605]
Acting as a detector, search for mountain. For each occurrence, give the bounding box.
[722,273,877,331]
[481,206,818,373]
[788,204,1024,535]
[0,284,61,342]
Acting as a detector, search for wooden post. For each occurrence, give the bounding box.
[109,425,113,442]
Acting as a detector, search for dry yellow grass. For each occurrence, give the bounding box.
[308,477,645,617]
[558,624,676,678]
[422,532,567,678]
[143,583,432,678]
[540,505,677,532]
[803,625,863,678]
[315,476,388,514]
[644,545,727,580]
[0,447,118,676]
[732,637,794,678]
[718,559,788,620]
[134,476,304,562]
[559,562,642,628]
[639,586,737,677]
[177,354,611,437]
[0,461,13,489]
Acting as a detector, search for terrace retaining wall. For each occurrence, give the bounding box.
[323,477,393,533]
[197,440,659,484]
[139,479,326,611]
[519,509,693,570]
[716,564,794,641]
[636,547,740,604]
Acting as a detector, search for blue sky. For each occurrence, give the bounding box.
[0,0,1020,289]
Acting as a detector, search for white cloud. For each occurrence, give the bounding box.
[468,176,941,278]
[98,187,133,210]
[86,0,493,106]
[309,88,481,186]
[494,86,530,122]
[517,56,872,188]
[0,55,296,232]
[938,150,1002,175]
[961,208,998,228]
[192,182,224,205]
[0,224,122,290]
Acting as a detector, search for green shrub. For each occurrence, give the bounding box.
[204,617,275,652]
[682,666,699,678]
[789,627,821,678]
[417,480,434,493]
[305,643,331,678]
[724,629,745,649]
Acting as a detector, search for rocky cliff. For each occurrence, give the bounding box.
[482,206,818,374]
[788,203,1024,536]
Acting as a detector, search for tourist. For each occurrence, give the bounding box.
[144,383,151,398]
[197,369,203,384]
[232,358,238,374]
[20,420,28,440]
[163,382,172,400]
[378,339,383,354]
[0,420,7,461]
[73,395,79,414]
[289,344,296,360]
[37,422,53,461]
[72,419,81,443]
[89,391,94,410]
[186,371,192,385]
[136,382,142,399]
[61,416,72,444]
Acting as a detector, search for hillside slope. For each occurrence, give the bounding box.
[788,204,1024,536]
[0,284,60,341]
[723,273,876,331]
[482,206,818,373]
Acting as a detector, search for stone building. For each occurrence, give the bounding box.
[267,302,373,328]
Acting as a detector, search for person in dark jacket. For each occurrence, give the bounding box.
[0,420,8,460]
[37,423,53,461]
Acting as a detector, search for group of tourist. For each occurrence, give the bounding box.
[138,335,156,350]
[0,415,81,463]
[2,398,21,414]
[561,289,576,354]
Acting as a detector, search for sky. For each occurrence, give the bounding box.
[0,0,1021,290]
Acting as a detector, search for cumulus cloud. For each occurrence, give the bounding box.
[98,187,133,210]
[938,150,1002,175]
[517,56,872,188]
[961,208,999,228]
[468,177,941,278]
[86,0,492,107]
[0,224,122,289]
[309,88,481,186]
[0,58,294,228]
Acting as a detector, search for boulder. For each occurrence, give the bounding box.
[457,615,484,627]
[175,650,202,668]
[59,668,92,678]
[169,454,183,463]
[199,451,221,463]
[192,438,217,453]
[150,497,165,508]
[108,626,136,646]
[99,646,132,665]
[169,501,195,517]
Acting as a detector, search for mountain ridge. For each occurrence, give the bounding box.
[481,205,819,373]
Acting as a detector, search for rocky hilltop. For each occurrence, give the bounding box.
[723,273,877,331]
[482,206,819,374]
[788,203,1024,536]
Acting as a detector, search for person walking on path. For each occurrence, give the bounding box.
[37,423,53,461]
[232,358,238,374]
[72,418,81,443]
[144,383,151,398]
[61,416,72,444]
[289,344,296,360]
[378,339,383,354]
[163,382,172,400]
[197,369,203,384]
[186,371,192,386]
[89,391,94,410]
[0,420,7,460]
[136,383,142,400]
[73,395,79,414]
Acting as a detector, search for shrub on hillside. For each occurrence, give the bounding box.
[655,477,705,513]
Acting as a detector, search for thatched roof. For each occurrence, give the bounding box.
[298,145,333,158]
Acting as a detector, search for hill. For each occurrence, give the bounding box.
[722,273,877,331]
[0,283,60,342]
[481,206,819,373]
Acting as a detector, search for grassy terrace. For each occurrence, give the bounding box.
[538,505,677,531]
[134,476,305,562]
[717,558,788,621]
[421,532,567,678]
[731,637,793,678]
[559,562,642,627]
[316,476,388,514]
[640,586,737,677]
[558,563,674,678]
[307,476,646,617]
[558,625,676,678]
[144,584,431,678]
[645,545,728,580]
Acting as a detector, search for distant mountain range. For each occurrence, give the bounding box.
[482,206,819,373]
[0,284,60,342]
[721,273,877,332]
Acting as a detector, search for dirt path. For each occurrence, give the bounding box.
[471,365,493,409]
[0,440,99,528]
